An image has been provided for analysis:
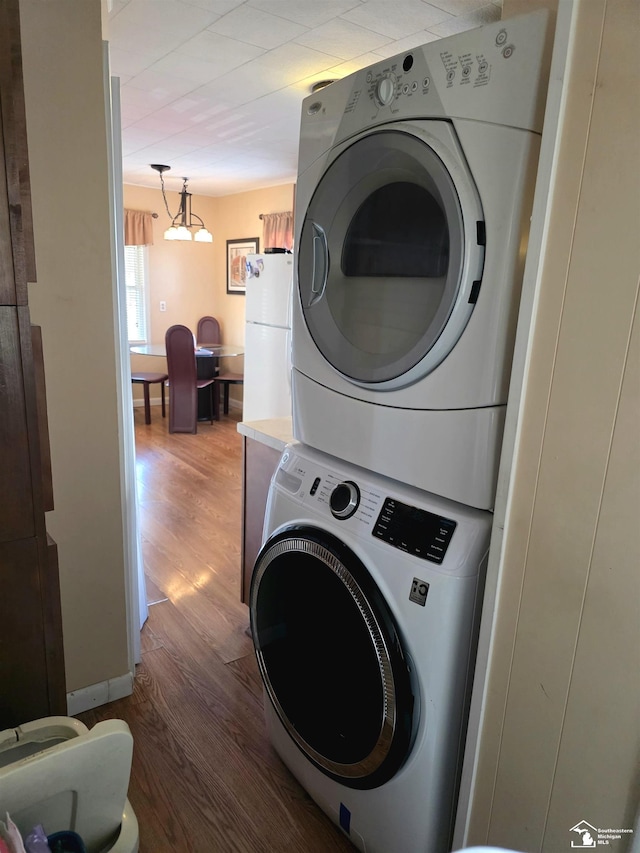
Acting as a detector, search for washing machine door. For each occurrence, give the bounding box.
[250,526,415,790]
[297,123,485,390]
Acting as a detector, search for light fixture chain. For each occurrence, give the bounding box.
[159,170,176,220]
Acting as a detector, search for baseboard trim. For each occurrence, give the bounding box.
[133,396,163,408]
[67,672,134,716]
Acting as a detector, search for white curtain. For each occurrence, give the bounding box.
[262,211,293,251]
[124,208,154,246]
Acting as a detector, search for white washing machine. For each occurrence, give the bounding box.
[250,443,492,853]
[291,11,553,509]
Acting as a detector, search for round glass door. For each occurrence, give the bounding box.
[297,127,484,387]
[250,526,415,790]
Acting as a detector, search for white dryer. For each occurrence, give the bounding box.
[250,443,491,853]
[291,11,553,509]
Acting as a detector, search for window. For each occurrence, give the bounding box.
[124,245,148,343]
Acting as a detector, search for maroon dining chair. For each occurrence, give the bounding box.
[196,315,244,415]
[130,371,168,424]
[165,324,216,434]
[215,370,244,415]
[196,315,221,347]
[196,315,222,417]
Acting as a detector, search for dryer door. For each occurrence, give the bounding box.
[297,124,484,390]
[250,526,415,790]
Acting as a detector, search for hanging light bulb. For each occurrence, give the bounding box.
[151,165,213,244]
[194,227,213,243]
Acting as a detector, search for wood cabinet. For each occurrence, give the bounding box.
[0,0,66,727]
[240,437,282,604]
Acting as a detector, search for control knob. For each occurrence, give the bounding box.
[375,74,396,106]
[330,481,360,520]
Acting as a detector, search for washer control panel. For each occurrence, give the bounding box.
[275,448,457,564]
[373,498,456,565]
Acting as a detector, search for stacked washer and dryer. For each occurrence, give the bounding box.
[250,11,552,853]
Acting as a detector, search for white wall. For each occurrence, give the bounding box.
[465,0,640,848]
[20,0,130,693]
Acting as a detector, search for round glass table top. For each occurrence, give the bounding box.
[130,343,244,358]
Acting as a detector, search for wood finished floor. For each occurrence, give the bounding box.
[78,407,354,853]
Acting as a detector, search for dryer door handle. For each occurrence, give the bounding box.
[309,221,329,307]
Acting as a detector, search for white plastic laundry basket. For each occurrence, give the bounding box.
[0,716,138,853]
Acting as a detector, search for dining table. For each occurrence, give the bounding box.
[130,342,245,421]
[130,343,244,359]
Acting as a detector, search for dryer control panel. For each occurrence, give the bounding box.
[298,8,550,170]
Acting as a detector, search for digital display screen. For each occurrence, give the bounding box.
[373,498,456,564]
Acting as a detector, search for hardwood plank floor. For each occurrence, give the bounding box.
[78,406,354,853]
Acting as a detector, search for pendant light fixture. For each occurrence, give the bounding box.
[150,164,213,243]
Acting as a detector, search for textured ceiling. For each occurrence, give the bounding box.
[106,0,502,197]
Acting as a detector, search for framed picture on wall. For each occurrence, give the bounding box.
[226,237,259,294]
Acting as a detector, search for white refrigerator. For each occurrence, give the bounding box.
[243,253,293,422]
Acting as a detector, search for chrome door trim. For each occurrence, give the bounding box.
[250,530,412,786]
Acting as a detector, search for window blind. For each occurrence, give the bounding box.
[124,245,147,343]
